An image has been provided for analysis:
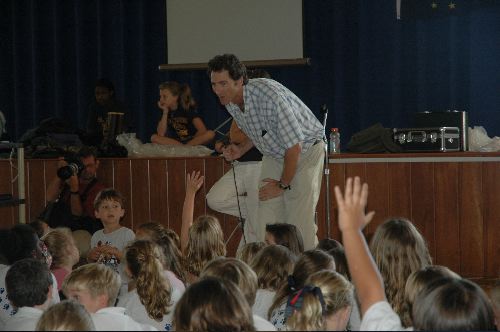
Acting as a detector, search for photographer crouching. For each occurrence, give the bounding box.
[42,146,105,235]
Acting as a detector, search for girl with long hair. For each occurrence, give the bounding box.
[151,81,214,146]
[119,240,180,331]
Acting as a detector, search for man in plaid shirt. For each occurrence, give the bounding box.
[207,54,325,250]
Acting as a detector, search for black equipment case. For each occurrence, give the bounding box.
[392,127,460,152]
[414,111,468,151]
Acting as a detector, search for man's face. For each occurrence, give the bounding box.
[95,86,113,106]
[79,155,99,182]
[210,70,243,106]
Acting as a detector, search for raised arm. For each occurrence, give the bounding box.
[181,171,204,254]
[334,177,384,315]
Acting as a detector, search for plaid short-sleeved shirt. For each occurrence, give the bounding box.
[226,78,323,159]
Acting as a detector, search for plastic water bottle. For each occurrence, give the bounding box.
[329,128,340,153]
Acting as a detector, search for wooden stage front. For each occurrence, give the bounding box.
[0,152,499,281]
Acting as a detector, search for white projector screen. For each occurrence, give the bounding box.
[165,0,304,67]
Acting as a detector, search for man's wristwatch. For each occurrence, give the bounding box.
[278,181,291,190]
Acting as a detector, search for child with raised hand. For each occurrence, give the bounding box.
[87,189,135,292]
[181,171,226,284]
[62,263,156,331]
[151,82,214,146]
[334,177,495,331]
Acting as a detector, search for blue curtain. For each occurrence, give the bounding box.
[1,0,499,144]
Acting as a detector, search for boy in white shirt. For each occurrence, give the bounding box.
[2,258,53,331]
[87,189,135,292]
[62,263,156,331]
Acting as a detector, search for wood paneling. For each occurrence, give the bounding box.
[1,153,499,278]
[483,162,500,277]
[410,163,436,259]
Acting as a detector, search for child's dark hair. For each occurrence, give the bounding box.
[6,258,53,308]
[173,277,255,331]
[159,81,197,110]
[93,188,125,210]
[207,54,249,84]
[0,224,40,264]
[265,223,304,255]
[413,277,495,331]
[316,238,343,252]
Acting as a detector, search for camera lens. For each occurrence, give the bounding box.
[57,164,77,180]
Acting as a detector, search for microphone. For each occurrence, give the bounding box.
[320,104,328,115]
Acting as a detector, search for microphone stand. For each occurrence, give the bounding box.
[320,105,331,238]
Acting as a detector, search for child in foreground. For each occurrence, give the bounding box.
[62,263,156,331]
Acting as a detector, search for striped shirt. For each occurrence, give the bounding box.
[225,78,323,159]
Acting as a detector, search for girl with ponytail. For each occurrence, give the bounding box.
[119,240,182,331]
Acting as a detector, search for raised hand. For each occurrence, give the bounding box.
[186,171,204,195]
[334,176,375,233]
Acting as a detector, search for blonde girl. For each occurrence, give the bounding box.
[36,300,95,331]
[250,244,296,320]
[151,81,214,146]
[369,218,432,325]
[41,228,80,291]
[181,171,226,284]
[268,249,334,330]
[120,240,180,331]
[136,222,186,288]
[286,270,354,331]
[236,241,267,265]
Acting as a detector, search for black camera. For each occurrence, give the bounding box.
[57,157,84,180]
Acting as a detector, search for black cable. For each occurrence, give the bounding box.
[231,161,247,245]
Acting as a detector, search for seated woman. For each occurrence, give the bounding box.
[151,81,214,146]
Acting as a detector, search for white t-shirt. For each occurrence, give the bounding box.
[269,300,287,331]
[117,288,182,331]
[253,314,277,331]
[360,301,408,331]
[0,264,60,326]
[1,306,43,331]
[163,270,185,292]
[91,307,157,331]
[252,288,276,319]
[91,227,135,287]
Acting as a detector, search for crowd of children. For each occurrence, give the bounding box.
[0,173,498,331]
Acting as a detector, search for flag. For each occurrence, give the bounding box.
[397,0,499,20]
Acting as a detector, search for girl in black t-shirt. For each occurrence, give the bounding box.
[151,82,214,146]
